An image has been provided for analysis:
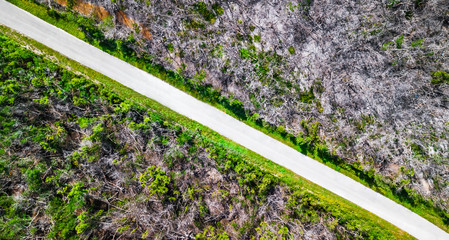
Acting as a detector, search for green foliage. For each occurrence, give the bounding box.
[387,0,400,8]
[288,46,296,55]
[298,120,320,146]
[33,95,49,105]
[299,88,315,103]
[383,35,405,50]
[78,116,98,129]
[410,143,425,157]
[193,69,207,83]
[67,0,76,10]
[0,196,30,239]
[25,163,46,191]
[48,182,86,239]
[167,42,174,52]
[212,3,224,16]
[114,101,133,113]
[195,226,229,240]
[411,38,424,48]
[256,221,290,240]
[75,211,89,234]
[354,114,376,132]
[405,10,414,20]
[194,1,217,23]
[0,79,20,105]
[286,1,312,13]
[239,48,252,59]
[431,71,449,85]
[207,148,277,199]
[29,123,67,153]
[287,190,321,223]
[382,40,394,50]
[210,44,223,58]
[89,123,104,142]
[177,130,194,145]
[139,166,180,202]
[396,35,404,49]
[185,18,206,29]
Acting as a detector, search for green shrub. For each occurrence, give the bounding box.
[196,226,229,240]
[66,0,75,10]
[167,43,174,52]
[396,35,404,49]
[0,196,30,239]
[239,48,251,59]
[288,46,296,55]
[299,88,315,103]
[194,1,217,23]
[411,39,424,48]
[139,166,180,202]
[48,182,86,240]
[77,117,98,129]
[381,41,394,50]
[89,123,104,142]
[25,163,46,191]
[212,4,224,16]
[431,71,449,85]
[177,130,194,145]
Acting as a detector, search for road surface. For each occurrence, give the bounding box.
[0,1,448,239]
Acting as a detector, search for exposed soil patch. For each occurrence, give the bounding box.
[55,0,152,40]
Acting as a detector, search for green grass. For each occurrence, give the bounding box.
[0,24,416,239]
[3,0,449,233]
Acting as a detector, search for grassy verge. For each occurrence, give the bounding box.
[4,0,449,233]
[0,24,416,239]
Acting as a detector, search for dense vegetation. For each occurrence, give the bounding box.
[6,0,449,231]
[0,33,413,239]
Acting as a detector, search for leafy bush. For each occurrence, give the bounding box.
[411,39,424,48]
[139,166,180,202]
[48,182,86,240]
[431,71,449,85]
[25,163,46,191]
[194,1,217,23]
[196,226,230,240]
[395,35,404,49]
[0,196,30,239]
[288,46,296,55]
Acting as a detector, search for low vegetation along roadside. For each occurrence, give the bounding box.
[0,26,413,239]
[6,0,449,232]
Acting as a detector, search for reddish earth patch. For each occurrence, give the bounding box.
[115,10,133,29]
[140,25,152,40]
[55,0,110,20]
[115,10,152,40]
[54,0,152,40]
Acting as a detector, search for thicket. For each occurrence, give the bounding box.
[0,32,412,239]
[431,71,449,85]
[6,0,449,232]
